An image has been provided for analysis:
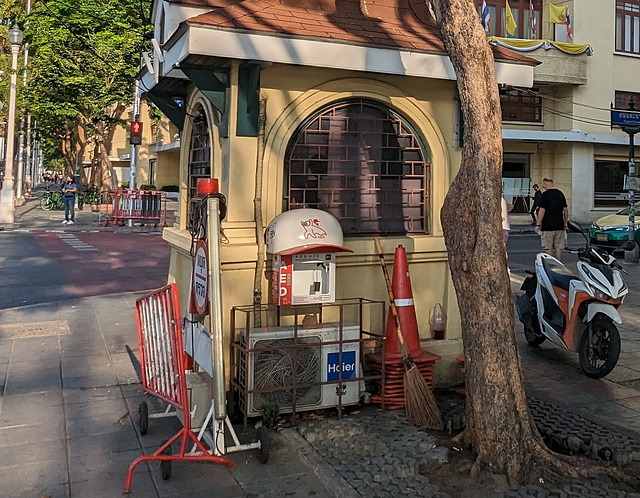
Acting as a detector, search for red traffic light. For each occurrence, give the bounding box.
[130,121,143,145]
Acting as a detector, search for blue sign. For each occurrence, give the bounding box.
[327,351,356,381]
[611,109,640,127]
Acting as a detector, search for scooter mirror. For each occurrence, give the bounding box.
[567,220,583,233]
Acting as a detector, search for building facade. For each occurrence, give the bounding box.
[474,0,640,221]
[141,0,539,386]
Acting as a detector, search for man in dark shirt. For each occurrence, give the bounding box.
[536,178,568,261]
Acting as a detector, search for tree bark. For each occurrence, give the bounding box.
[94,121,116,191]
[428,0,567,485]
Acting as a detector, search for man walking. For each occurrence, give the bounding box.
[62,176,77,225]
[536,178,568,261]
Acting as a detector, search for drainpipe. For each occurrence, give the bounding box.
[253,97,267,327]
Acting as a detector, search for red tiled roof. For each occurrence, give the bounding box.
[169,0,536,64]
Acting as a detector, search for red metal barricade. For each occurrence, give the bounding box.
[104,188,167,227]
[124,284,233,494]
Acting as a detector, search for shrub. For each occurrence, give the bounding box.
[140,184,157,191]
[160,185,179,192]
[121,181,130,188]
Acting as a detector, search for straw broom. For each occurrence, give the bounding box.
[374,238,442,429]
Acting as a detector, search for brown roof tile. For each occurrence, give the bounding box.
[171,0,536,64]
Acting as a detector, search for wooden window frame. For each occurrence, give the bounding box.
[616,0,640,54]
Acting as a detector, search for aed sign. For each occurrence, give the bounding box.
[326,351,356,381]
[192,239,209,314]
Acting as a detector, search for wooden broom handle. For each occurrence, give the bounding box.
[374,237,406,346]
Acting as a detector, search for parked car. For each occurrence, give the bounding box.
[589,201,640,251]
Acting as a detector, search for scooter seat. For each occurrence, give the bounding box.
[542,258,579,291]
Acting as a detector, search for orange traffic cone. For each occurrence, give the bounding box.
[384,245,424,360]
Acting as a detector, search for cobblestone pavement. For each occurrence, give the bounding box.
[297,400,640,498]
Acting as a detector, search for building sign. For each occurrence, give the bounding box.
[611,109,640,128]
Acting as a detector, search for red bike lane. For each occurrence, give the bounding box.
[32,232,171,298]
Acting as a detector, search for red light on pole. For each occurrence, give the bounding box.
[130,121,142,145]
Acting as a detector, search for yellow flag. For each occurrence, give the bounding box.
[505,0,517,36]
[549,3,568,24]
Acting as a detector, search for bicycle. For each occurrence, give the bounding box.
[40,189,64,211]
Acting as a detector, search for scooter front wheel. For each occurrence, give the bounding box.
[524,322,546,347]
[579,318,620,379]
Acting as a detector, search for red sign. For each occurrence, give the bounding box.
[192,239,209,314]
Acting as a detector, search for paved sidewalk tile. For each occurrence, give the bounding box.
[0,460,68,498]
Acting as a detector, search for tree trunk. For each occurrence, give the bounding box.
[428,0,566,486]
[94,122,116,191]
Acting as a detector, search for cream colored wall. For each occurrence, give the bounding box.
[572,0,636,140]
[80,101,155,188]
[155,150,180,189]
[163,63,466,386]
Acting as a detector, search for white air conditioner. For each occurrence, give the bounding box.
[238,323,360,417]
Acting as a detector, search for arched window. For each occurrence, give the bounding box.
[187,107,210,229]
[284,99,430,235]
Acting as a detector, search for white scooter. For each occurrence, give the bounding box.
[516,221,628,378]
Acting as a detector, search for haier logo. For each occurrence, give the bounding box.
[327,351,356,381]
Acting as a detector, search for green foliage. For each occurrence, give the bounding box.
[120,181,129,188]
[47,158,65,173]
[22,0,152,160]
[261,404,280,429]
[160,185,179,192]
[139,184,156,190]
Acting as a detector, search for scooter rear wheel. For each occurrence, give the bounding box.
[579,318,620,379]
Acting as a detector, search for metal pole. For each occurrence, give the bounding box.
[16,0,30,202]
[0,43,20,224]
[127,75,140,228]
[130,77,140,191]
[25,114,31,193]
[15,119,24,201]
[625,131,639,263]
[207,196,226,421]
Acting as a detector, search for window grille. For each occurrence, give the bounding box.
[284,100,430,235]
[500,87,542,123]
[187,108,210,229]
[615,90,640,110]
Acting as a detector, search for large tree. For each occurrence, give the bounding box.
[428,0,572,486]
[23,0,150,188]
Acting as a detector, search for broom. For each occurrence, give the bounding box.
[374,237,442,429]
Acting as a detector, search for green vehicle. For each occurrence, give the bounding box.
[589,201,640,251]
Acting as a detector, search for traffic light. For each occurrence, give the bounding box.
[130,121,142,145]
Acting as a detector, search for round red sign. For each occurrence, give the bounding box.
[192,239,209,314]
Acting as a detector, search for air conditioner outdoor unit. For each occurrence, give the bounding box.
[238,323,360,417]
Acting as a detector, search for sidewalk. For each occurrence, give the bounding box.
[0,183,175,233]
[3,196,640,496]
[0,293,342,497]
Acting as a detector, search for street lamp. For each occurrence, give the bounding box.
[0,25,23,224]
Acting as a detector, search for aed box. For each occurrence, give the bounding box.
[265,209,352,306]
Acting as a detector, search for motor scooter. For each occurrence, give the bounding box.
[516,221,628,378]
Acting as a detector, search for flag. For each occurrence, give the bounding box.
[566,11,573,40]
[481,0,491,32]
[529,0,537,38]
[505,0,517,36]
[549,3,568,24]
